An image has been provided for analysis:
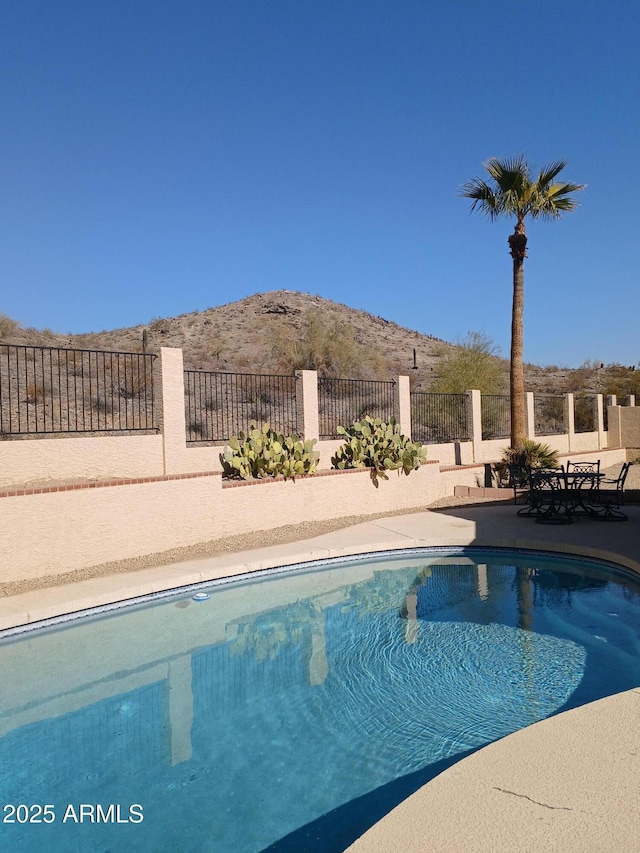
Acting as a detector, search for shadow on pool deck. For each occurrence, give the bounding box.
[426,502,640,571]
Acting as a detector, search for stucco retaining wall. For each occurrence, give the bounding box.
[0,474,222,581]
[7,447,624,585]
[538,433,570,455]
[420,441,475,467]
[0,464,445,583]
[0,434,164,489]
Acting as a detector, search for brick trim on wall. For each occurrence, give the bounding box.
[0,470,221,500]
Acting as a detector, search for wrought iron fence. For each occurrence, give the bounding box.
[0,345,156,437]
[318,377,396,439]
[410,392,469,443]
[574,395,597,433]
[184,370,298,443]
[481,395,510,440]
[534,394,565,435]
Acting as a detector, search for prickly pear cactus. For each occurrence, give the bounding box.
[223,422,319,480]
[332,416,426,485]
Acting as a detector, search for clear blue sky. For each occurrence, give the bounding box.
[2,0,639,367]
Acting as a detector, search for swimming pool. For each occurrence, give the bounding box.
[1,547,639,852]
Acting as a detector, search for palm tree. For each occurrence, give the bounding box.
[461,156,585,449]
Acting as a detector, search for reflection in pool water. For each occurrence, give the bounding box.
[1,548,640,852]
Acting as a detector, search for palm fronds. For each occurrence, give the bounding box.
[461,156,585,222]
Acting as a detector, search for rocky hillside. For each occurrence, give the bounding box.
[0,290,636,396]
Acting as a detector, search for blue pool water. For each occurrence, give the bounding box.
[1,547,640,852]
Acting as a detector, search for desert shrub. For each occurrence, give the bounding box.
[92,396,114,415]
[211,334,227,362]
[222,422,319,480]
[574,395,596,433]
[245,390,274,423]
[62,350,86,377]
[149,317,172,335]
[188,420,205,438]
[272,315,385,378]
[534,395,564,435]
[234,355,251,370]
[332,416,427,486]
[0,313,22,340]
[431,332,507,394]
[600,364,640,399]
[25,382,46,404]
[356,401,379,419]
[117,366,152,399]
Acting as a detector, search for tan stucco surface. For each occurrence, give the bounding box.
[347,688,640,853]
[0,433,164,489]
[0,462,466,584]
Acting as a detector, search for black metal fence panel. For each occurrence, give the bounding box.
[481,395,510,440]
[0,347,614,447]
[184,371,298,443]
[574,395,597,433]
[410,392,469,443]
[534,394,565,436]
[318,378,396,439]
[0,345,156,437]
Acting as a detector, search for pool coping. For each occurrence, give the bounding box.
[2,503,640,850]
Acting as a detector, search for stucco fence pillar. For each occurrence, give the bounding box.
[296,370,319,442]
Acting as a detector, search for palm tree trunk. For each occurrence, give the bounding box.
[508,222,527,449]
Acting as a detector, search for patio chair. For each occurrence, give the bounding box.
[536,469,574,524]
[517,467,569,520]
[506,462,530,505]
[566,459,600,475]
[590,462,631,521]
[565,460,600,514]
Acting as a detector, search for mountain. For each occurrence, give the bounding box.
[0,290,635,396]
[1,291,457,388]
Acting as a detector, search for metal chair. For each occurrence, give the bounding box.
[518,467,569,521]
[590,462,631,521]
[565,459,600,475]
[565,460,600,514]
[533,469,574,524]
[506,462,530,505]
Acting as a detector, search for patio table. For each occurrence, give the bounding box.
[519,469,603,524]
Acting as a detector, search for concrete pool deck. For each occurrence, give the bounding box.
[346,686,640,853]
[2,501,640,850]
